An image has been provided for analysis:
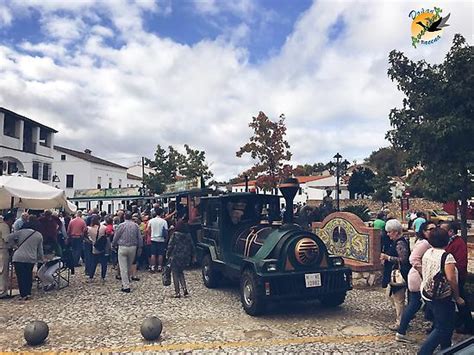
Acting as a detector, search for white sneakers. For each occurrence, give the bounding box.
[395,333,414,343]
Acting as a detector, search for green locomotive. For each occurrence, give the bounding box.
[197,178,352,316]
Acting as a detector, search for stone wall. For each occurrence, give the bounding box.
[468,243,474,275]
[308,197,443,220]
[352,270,383,288]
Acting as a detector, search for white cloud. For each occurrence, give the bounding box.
[41,15,86,42]
[0,5,12,26]
[0,0,472,180]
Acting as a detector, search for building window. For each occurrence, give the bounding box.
[299,188,302,195]
[3,114,18,138]
[61,155,66,161]
[7,161,18,174]
[42,163,51,181]
[0,161,3,176]
[66,174,74,188]
[97,177,101,189]
[108,178,112,188]
[118,179,122,188]
[39,128,51,147]
[32,161,40,180]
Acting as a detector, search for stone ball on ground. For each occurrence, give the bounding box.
[140,316,163,341]
[24,320,49,346]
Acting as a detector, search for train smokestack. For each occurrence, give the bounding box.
[278,177,299,224]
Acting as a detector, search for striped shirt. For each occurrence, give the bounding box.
[112,220,143,248]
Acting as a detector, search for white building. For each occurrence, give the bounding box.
[231,176,350,205]
[127,162,154,179]
[0,107,56,181]
[53,146,141,213]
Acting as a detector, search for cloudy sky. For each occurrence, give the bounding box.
[0,0,472,180]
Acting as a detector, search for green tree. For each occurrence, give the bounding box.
[292,163,330,176]
[371,173,393,206]
[312,162,330,175]
[405,170,427,198]
[348,167,375,198]
[145,144,213,194]
[365,147,407,176]
[180,144,213,181]
[387,34,474,238]
[236,111,292,190]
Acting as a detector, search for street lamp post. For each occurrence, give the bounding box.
[329,153,350,211]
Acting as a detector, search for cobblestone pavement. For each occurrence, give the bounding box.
[0,267,470,354]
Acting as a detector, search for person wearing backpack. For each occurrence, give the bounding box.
[441,221,473,334]
[395,221,435,343]
[419,227,464,355]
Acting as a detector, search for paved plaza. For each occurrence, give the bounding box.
[0,267,470,354]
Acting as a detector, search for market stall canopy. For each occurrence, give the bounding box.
[0,175,77,213]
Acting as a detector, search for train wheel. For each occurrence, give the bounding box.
[320,292,346,307]
[202,254,220,288]
[240,269,264,316]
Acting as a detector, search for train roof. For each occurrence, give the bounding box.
[202,192,280,202]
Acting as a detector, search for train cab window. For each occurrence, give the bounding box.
[227,200,248,225]
[189,196,201,224]
[204,202,219,228]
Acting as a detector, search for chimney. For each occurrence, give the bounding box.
[84,149,92,155]
[278,177,299,224]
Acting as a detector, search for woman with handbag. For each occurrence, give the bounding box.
[86,215,108,283]
[7,221,44,300]
[380,219,410,331]
[419,227,464,355]
[395,221,435,343]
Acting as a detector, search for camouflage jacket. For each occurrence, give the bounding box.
[166,231,196,269]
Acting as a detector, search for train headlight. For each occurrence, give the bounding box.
[330,256,344,267]
[266,262,277,272]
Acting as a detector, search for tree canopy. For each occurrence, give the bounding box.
[365,147,407,177]
[387,34,473,237]
[292,162,331,176]
[144,144,213,194]
[347,167,375,198]
[236,111,292,189]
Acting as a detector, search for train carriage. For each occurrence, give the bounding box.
[197,178,353,316]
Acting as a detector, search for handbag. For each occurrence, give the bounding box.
[422,252,451,300]
[390,261,406,287]
[162,262,171,287]
[93,227,107,253]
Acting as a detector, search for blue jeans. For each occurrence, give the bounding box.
[90,253,108,279]
[419,298,455,355]
[398,291,422,335]
[70,238,83,267]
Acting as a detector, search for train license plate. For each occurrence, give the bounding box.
[305,273,321,288]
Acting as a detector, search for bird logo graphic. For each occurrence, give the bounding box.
[409,7,450,48]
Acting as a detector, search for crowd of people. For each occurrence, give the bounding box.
[0,203,196,300]
[0,202,472,353]
[376,210,472,354]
